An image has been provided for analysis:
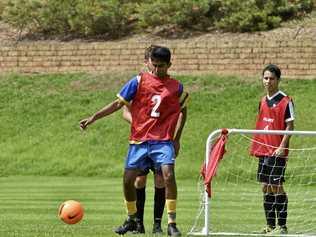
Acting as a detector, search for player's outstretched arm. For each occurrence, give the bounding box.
[80,99,124,130]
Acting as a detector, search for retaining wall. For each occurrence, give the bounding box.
[0,32,315,78]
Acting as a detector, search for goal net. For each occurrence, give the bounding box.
[188,128,316,237]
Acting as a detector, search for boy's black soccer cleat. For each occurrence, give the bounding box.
[167,223,181,237]
[152,222,163,234]
[114,218,137,235]
[260,225,275,234]
[132,221,145,234]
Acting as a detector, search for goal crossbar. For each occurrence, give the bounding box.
[188,128,316,237]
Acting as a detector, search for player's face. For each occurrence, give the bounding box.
[262,70,279,96]
[151,59,171,78]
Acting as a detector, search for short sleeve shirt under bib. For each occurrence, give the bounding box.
[117,75,184,105]
[117,73,186,143]
[250,90,295,157]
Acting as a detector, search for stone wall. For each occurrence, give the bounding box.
[0,33,315,79]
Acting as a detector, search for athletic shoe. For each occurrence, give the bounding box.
[167,223,181,237]
[152,222,163,234]
[268,226,288,235]
[261,225,275,234]
[114,218,137,235]
[132,221,145,234]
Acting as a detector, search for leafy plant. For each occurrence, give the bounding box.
[137,0,211,30]
[1,0,314,38]
[214,0,313,32]
[2,0,134,38]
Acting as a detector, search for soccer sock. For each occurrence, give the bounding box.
[136,187,146,223]
[264,193,276,228]
[154,187,165,224]
[166,199,177,224]
[276,193,288,227]
[125,200,137,219]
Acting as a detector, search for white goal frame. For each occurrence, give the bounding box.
[188,128,316,237]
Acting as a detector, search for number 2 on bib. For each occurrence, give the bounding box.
[151,95,161,117]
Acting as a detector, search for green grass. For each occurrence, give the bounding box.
[0,176,200,237]
[1,73,316,178]
[209,180,316,235]
[2,176,316,236]
[1,73,316,236]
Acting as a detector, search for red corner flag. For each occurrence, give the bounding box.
[200,129,228,197]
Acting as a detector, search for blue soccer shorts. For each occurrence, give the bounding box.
[125,141,175,171]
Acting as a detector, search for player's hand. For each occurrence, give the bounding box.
[273,147,285,157]
[79,117,94,130]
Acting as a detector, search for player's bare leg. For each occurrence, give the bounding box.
[161,164,181,237]
[115,169,139,235]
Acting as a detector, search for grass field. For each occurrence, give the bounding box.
[208,179,316,235]
[1,73,316,177]
[2,176,316,237]
[1,72,316,236]
[0,176,200,237]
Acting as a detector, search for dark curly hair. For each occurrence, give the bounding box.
[262,64,281,80]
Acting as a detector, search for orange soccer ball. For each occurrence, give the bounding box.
[58,200,84,224]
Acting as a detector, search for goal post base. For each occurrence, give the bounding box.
[187,227,208,236]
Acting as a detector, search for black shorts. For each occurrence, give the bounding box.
[257,156,287,185]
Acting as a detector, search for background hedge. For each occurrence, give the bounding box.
[0,0,314,39]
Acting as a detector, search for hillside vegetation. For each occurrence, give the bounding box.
[0,0,314,40]
[1,73,316,178]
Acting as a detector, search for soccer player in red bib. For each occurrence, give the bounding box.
[250,64,294,234]
[121,45,188,234]
[80,46,186,237]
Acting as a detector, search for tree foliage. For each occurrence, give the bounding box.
[2,0,133,38]
[1,0,314,39]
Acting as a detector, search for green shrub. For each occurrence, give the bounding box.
[2,0,133,38]
[137,0,211,30]
[2,0,41,34]
[0,0,6,20]
[214,1,280,32]
[1,0,315,37]
[67,0,133,37]
[214,0,314,32]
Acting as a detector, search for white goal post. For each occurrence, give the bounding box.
[188,128,316,237]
